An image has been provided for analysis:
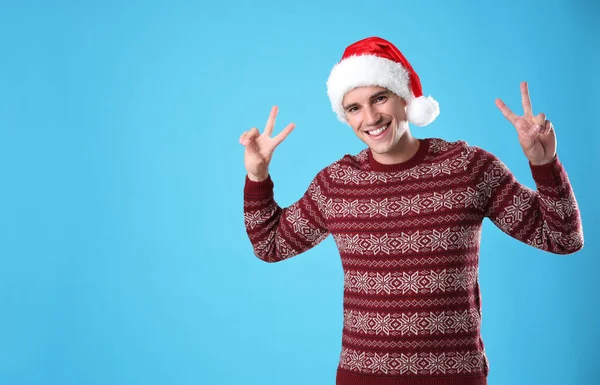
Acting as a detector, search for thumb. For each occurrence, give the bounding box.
[243,127,260,146]
[526,123,542,140]
[542,119,554,135]
[534,112,546,126]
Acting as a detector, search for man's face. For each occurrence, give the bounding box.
[342,86,409,156]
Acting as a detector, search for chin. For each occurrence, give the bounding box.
[372,144,394,155]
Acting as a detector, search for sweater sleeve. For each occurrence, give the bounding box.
[468,146,584,254]
[243,170,330,263]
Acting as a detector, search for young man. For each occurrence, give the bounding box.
[239,37,583,385]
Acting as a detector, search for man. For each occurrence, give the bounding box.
[239,37,583,385]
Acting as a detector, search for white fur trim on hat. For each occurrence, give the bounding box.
[326,54,439,126]
[406,95,440,127]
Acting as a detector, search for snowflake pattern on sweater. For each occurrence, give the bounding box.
[243,137,583,385]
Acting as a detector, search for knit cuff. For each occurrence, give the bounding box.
[529,154,562,185]
[244,174,274,199]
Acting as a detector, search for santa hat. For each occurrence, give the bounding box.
[326,36,439,127]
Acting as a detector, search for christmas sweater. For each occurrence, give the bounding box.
[243,137,584,385]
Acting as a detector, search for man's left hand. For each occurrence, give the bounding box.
[495,81,557,166]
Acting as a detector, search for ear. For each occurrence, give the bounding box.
[391,92,407,107]
[398,96,408,110]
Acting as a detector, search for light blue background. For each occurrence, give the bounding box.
[1,1,598,384]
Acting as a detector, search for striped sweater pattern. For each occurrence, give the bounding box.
[243,137,584,385]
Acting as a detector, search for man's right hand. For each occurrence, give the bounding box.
[239,106,295,182]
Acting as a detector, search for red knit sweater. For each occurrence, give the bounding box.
[243,137,583,385]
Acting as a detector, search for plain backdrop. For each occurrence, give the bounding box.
[0,1,598,384]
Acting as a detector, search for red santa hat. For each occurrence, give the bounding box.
[326,36,439,127]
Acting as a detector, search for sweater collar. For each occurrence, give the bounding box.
[367,138,431,172]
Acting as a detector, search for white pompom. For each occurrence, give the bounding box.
[407,95,440,127]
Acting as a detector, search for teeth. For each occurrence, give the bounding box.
[368,125,388,136]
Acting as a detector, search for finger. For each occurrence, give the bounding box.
[243,127,260,145]
[515,118,538,138]
[543,119,554,135]
[264,106,278,137]
[529,124,542,139]
[523,126,541,154]
[243,134,259,151]
[495,98,518,124]
[521,81,533,116]
[239,131,248,144]
[272,122,295,147]
[534,112,546,127]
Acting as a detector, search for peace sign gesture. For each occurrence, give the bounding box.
[239,106,296,182]
[495,82,557,165]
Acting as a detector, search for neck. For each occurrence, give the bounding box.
[370,131,420,165]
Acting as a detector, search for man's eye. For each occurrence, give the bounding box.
[349,107,358,113]
[375,96,387,103]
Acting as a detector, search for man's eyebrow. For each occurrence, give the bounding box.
[343,90,390,111]
[343,101,359,111]
[370,90,390,100]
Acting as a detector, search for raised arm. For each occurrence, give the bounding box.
[239,106,296,182]
[469,147,583,254]
[240,106,330,262]
[469,82,584,254]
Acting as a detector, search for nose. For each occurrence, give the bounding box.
[364,105,382,127]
